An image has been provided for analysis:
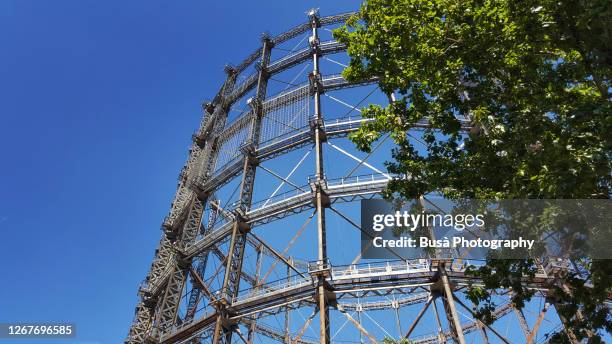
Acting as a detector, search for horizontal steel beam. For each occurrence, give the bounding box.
[227,40,348,105]
[159,263,561,344]
[241,318,317,344]
[183,174,389,258]
[229,11,355,76]
[159,312,216,344]
[195,110,473,197]
[271,12,355,46]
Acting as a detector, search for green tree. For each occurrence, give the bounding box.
[334,0,611,342]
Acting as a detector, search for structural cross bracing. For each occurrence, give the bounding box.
[126,9,607,344]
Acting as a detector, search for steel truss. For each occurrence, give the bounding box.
[126,9,606,344]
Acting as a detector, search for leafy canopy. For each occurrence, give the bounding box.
[334,0,611,342]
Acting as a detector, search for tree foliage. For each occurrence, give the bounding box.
[334,0,611,341]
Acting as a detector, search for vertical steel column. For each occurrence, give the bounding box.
[247,245,263,343]
[126,302,153,343]
[439,264,466,344]
[212,34,273,344]
[153,69,238,340]
[184,201,222,325]
[357,309,364,344]
[526,301,550,344]
[284,262,292,343]
[127,235,172,343]
[127,71,236,343]
[393,294,402,337]
[308,8,330,344]
[184,215,218,324]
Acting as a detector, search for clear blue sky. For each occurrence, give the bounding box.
[0,1,356,343]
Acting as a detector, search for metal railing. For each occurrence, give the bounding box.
[233,274,313,304]
[247,186,310,212]
[331,259,431,280]
[326,173,392,188]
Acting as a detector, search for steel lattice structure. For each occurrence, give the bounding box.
[126,10,606,344]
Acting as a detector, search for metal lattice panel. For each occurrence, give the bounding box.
[213,113,253,173]
[260,86,310,147]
